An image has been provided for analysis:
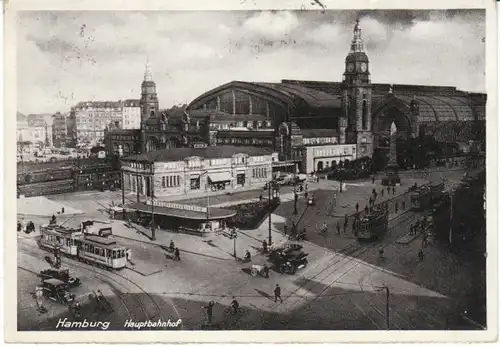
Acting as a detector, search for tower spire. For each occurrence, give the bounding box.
[144,59,152,82]
[350,18,364,53]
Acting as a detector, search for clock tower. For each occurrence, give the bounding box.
[340,19,373,157]
[140,61,159,124]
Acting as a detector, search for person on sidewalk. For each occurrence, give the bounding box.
[169,240,175,253]
[263,264,270,278]
[274,284,283,303]
[203,301,215,325]
[355,203,359,213]
[262,240,268,253]
[244,250,251,262]
[418,249,424,262]
[372,176,375,184]
[392,186,396,194]
[174,247,181,261]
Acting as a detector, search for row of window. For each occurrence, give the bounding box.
[210,120,272,130]
[313,146,355,157]
[303,137,338,145]
[217,138,273,146]
[253,168,268,179]
[82,243,125,259]
[162,175,181,188]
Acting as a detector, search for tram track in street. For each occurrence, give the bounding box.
[282,211,418,312]
[18,238,183,328]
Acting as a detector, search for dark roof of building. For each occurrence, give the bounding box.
[251,82,342,108]
[371,94,485,122]
[300,128,339,137]
[123,145,274,162]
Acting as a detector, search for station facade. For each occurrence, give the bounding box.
[121,146,277,199]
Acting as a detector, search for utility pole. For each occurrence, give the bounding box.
[384,286,390,329]
[448,189,453,245]
[268,180,273,246]
[121,169,125,206]
[233,229,237,258]
[150,161,156,241]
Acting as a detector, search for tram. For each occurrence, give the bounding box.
[37,221,127,270]
[354,207,389,241]
[410,182,445,211]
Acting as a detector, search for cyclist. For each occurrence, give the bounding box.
[230,297,240,314]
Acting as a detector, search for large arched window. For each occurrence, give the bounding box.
[362,99,368,130]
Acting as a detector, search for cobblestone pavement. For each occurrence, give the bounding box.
[17,167,483,330]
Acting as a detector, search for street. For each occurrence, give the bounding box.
[17,167,483,330]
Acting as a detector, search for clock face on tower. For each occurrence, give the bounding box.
[360,62,368,72]
[347,63,355,72]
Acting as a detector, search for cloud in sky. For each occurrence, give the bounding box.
[16,10,485,115]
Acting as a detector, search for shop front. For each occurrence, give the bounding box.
[125,201,236,236]
[208,172,232,191]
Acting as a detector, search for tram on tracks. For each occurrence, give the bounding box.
[37,220,127,270]
[410,182,445,211]
[354,206,389,241]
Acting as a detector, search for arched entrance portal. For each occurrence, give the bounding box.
[317,161,324,172]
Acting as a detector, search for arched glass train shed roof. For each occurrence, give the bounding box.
[372,94,485,122]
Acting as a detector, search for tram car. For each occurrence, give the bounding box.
[355,207,389,241]
[38,221,127,270]
[410,182,445,211]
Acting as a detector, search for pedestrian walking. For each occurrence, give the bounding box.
[372,176,375,184]
[263,264,270,278]
[203,301,215,325]
[355,203,359,213]
[392,186,396,194]
[304,191,308,200]
[259,194,263,201]
[262,240,268,253]
[418,249,424,262]
[61,207,65,214]
[174,247,180,261]
[274,284,283,303]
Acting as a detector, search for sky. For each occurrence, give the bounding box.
[17,9,486,115]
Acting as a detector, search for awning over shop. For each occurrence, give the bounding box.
[208,172,232,182]
[126,202,236,220]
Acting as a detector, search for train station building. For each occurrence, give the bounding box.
[121,145,278,199]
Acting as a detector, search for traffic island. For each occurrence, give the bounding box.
[396,232,421,245]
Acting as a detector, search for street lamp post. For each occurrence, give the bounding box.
[150,161,156,241]
[198,170,210,229]
[293,184,298,215]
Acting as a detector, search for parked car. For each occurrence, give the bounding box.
[40,268,81,288]
[40,278,75,304]
[268,244,308,274]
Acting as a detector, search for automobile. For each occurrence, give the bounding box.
[40,278,76,304]
[268,250,308,275]
[268,244,308,274]
[40,268,81,288]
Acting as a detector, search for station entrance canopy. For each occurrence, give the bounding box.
[126,201,236,220]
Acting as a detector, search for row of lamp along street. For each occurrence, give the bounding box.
[118,162,395,329]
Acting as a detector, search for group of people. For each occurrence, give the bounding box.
[169,241,181,261]
[202,284,284,325]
